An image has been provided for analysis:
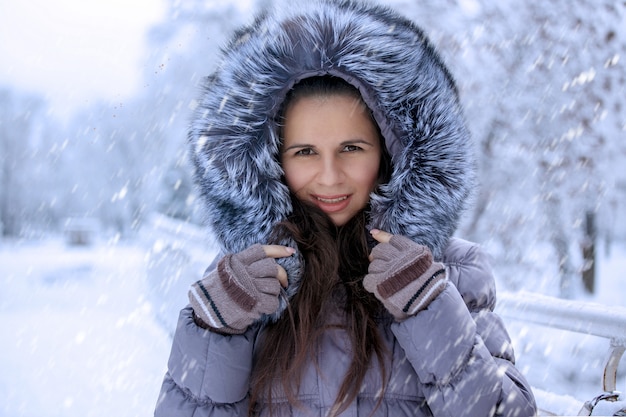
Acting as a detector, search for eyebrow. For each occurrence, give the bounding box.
[282,139,375,153]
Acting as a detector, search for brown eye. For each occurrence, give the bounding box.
[295,148,315,156]
[342,145,362,152]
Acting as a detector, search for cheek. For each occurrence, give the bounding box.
[357,160,381,191]
[282,162,306,194]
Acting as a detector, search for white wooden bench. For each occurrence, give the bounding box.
[497,291,626,416]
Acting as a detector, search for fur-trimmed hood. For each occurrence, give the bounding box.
[189,0,474,317]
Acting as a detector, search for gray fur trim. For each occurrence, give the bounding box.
[189,0,475,321]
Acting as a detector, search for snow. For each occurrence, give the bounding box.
[1,232,624,416]
[1,0,625,415]
[0,237,171,417]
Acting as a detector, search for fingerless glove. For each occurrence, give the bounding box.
[364,235,447,320]
[189,244,282,334]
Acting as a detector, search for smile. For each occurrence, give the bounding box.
[316,196,348,204]
[311,194,352,214]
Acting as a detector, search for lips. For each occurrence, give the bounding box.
[311,194,351,213]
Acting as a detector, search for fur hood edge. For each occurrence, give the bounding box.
[189,0,475,318]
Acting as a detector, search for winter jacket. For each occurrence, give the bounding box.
[155,0,536,415]
[155,239,535,417]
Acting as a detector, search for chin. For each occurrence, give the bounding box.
[329,214,351,227]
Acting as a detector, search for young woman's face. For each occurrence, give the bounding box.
[281,94,381,226]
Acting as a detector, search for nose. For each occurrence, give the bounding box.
[317,155,344,186]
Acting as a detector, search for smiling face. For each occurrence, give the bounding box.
[281,94,382,226]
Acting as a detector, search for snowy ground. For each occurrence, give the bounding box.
[0,229,624,416]
[0,236,171,417]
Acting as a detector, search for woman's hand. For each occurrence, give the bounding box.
[189,244,295,333]
[364,229,447,320]
[260,245,293,288]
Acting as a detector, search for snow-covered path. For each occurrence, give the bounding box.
[0,238,171,417]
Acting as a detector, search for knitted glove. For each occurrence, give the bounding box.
[188,244,282,334]
[364,235,447,320]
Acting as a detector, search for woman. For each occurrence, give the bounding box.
[155,1,536,416]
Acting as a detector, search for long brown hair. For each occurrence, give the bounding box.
[250,198,388,415]
[249,76,392,415]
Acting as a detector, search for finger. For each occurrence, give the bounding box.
[370,229,393,244]
[256,277,282,295]
[262,244,296,259]
[276,265,288,288]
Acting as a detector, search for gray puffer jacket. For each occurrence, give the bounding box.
[155,239,535,416]
[155,0,536,415]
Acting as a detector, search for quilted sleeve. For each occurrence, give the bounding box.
[390,239,536,417]
[154,306,258,416]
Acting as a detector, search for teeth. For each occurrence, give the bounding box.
[317,196,347,203]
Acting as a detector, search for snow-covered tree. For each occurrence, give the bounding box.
[0,89,53,236]
[400,0,626,296]
[509,0,626,295]
[132,0,258,224]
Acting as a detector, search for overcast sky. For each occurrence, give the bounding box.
[0,0,166,119]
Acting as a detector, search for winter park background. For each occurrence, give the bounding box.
[1,0,625,416]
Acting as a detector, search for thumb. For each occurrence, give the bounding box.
[370,229,393,244]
